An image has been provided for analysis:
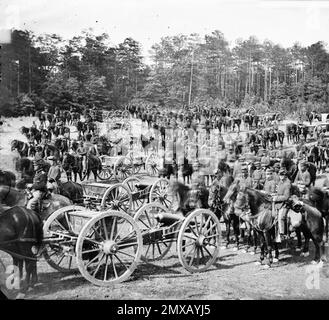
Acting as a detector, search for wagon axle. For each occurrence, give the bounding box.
[102,240,119,255]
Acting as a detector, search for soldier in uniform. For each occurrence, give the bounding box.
[295,160,311,196]
[273,169,292,241]
[77,140,88,174]
[47,156,62,194]
[233,155,245,179]
[238,165,253,189]
[251,161,265,190]
[262,168,277,195]
[26,159,48,212]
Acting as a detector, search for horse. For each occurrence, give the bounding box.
[286,196,325,263]
[223,180,278,266]
[11,140,30,157]
[277,130,285,147]
[232,118,241,132]
[15,157,51,184]
[83,154,102,181]
[268,129,277,149]
[62,152,82,182]
[0,206,43,290]
[308,187,329,243]
[0,170,16,187]
[180,157,193,184]
[170,180,209,216]
[209,182,241,250]
[76,121,87,138]
[0,185,72,221]
[54,138,69,160]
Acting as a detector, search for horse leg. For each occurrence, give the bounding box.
[259,233,265,265]
[13,257,24,280]
[295,227,302,251]
[264,231,273,266]
[232,215,240,251]
[301,227,310,257]
[225,220,230,248]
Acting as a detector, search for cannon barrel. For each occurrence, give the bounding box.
[155,212,184,225]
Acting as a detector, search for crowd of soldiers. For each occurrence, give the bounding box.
[12,103,329,234]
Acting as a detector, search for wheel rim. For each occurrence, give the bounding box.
[146,154,159,176]
[98,168,114,181]
[101,184,132,214]
[76,211,142,286]
[134,203,175,262]
[177,209,220,273]
[149,178,172,209]
[43,205,85,272]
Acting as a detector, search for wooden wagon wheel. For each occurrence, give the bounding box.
[101,183,132,214]
[114,156,133,181]
[76,210,142,286]
[121,110,130,119]
[43,205,85,273]
[149,178,172,209]
[125,151,142,175]
[145,153,160,176]
[96,156,114,181]
[122,176,145,212]
[177,209,221,273]
[134,203,177,262]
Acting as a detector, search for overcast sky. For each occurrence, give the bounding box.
[1,0,329,63]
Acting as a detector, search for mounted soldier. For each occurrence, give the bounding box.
[26,159,48,213]
[272,168,292,241]
[294,160,311,196]
[47,156,62,194]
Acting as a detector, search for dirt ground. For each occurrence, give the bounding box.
[0,116,329,300]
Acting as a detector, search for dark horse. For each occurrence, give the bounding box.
[0,206,43,290]
[11,140,29,157]
[83,154,102,181]
[0,170,16,187]
[287,195,325,263]
[223,180,279,266]
[170,181,209,216]
[308,187,329,244]
[62,152,83,182]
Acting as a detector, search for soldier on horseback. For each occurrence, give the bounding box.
[26,159,48,213]
[47,156,61,194]
[272,168,292,241]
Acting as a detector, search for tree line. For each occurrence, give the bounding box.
[0,29,328,116]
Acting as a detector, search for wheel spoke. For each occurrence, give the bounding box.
[202,216,212,234]
[82,248,101,254]
[91,254,105,277]
[188,247,197,266]
[102,219,109,240]
[116,250,136,259]
[156,242,162,255]
[114,254,128,271]
[85,252,102,267]
[184,244,195,259]
[110,216,117,241]
[203,223,217,236]
[103,256,109,281]
[203,246,213,258]
[196,247,200,268]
